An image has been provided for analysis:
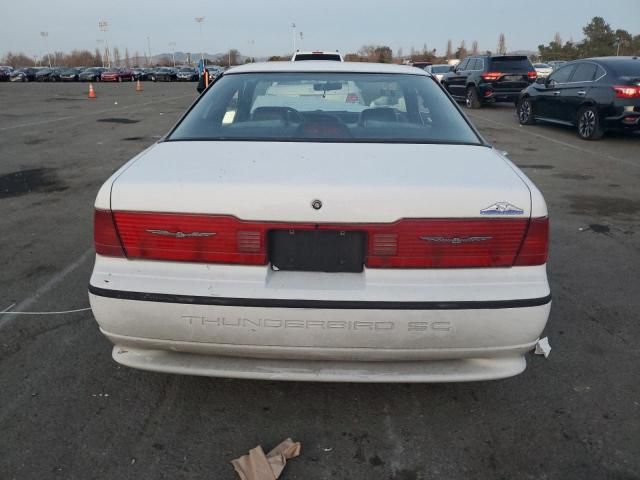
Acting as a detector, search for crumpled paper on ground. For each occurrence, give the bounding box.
[231,438,301,480]
[535,337,551,358]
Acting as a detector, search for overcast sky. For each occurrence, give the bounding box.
[2,0,639,59]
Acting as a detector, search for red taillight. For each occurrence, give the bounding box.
[113,212,267,265]
[366,218,530,268]
[513,217,549,266]
[107,213,549,268]
[345,93,360,103]
[94,209,125,257]
[527,71,537,79]
[613,85,640,98]
[481,72,502,81]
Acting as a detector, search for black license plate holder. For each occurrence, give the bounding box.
[268,230,366,273]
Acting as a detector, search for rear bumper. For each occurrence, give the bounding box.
[108,343,529,383]
[604,111,640,129]
[89,256,551,381]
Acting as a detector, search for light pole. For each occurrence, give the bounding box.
[195,17,205,62]
[291,23,296,53]
[40,31,52,68]
[147,36,152,66]
[169,42,176,67]
[98,21,110,68]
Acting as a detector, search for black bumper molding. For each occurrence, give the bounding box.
[89,285,551,311]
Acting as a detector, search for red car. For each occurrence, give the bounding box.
[100,68,135,82]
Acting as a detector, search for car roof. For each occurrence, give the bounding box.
[226,61,429,76]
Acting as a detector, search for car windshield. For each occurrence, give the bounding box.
[534,64,550,68]
[169,72,481,144]
[180,68,193,72]
[489,57,532,71]
[431,65,451,73]
[612,61,640,77]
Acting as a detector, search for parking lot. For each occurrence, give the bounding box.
[1,81,639,479]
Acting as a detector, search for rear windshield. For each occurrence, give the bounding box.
[168,72,481,144]
[611,61,640,78]
[294,54,341,61]
[431,65,451,73]
[489,57,532,71]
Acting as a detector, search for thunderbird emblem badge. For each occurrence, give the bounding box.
[146,229,216,238]
[420,236,492,244]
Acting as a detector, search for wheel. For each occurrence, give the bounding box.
[577,106,604,140]
[465,86,482,109]
[517,97,536,125]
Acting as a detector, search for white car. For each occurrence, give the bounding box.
[90,61,550,383]
[533,63,553,78]
[291,50,343,61]
[425,64,452,82]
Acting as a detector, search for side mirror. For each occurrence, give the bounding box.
[535,77,546,85]
[449,65,456,72]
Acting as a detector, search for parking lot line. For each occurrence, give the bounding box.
[0,248,94,330]
[0,93,195,132]
[466,111,640,170]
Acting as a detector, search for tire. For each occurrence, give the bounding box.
[465,86,482,109]
[577,106,604,140]
[517,97,536,125]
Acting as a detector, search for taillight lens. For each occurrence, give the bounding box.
[481,72,502,81]
[613,85,640,98]
[527,71,537,79]
[104,212,549,268]
[94,209,125,257]
[513,217,549,266]
[366,218,529,268]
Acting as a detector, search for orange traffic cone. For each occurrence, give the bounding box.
[88,83,96,99]
[135,79,143,92]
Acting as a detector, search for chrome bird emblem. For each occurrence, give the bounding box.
[420,236,492,244]
[146,229,216,238]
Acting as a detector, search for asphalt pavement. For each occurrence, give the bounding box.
[0,82,639,480]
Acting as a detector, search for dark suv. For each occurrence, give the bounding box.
[442,55,537,108]
[517,56,640,140]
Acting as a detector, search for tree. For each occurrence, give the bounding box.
[471,40,479,55]
[445,39,453,60]
[614,29,633,55]
[579,16,616,56]
[113,47,121,66]
[94,48,102,66]
[497,33,506,55]
[455,40,467,59]
[2,52,35,68]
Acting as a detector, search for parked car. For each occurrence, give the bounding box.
[0,69,9,82]
[79,67,106,82]
[152,67,178,82]
[291,50,343,61]
[90,61,550,383]
[177,66,199,81]
[58,67,82,81]
[426,64,452,82]
[547,61,567,71]
[130,68,149,81]
[101,68,135,82]
[517,56,640,140]
[442,55,537,108]
[533,63,553,78]
[35,67,62,82]
[10,67,38,82]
